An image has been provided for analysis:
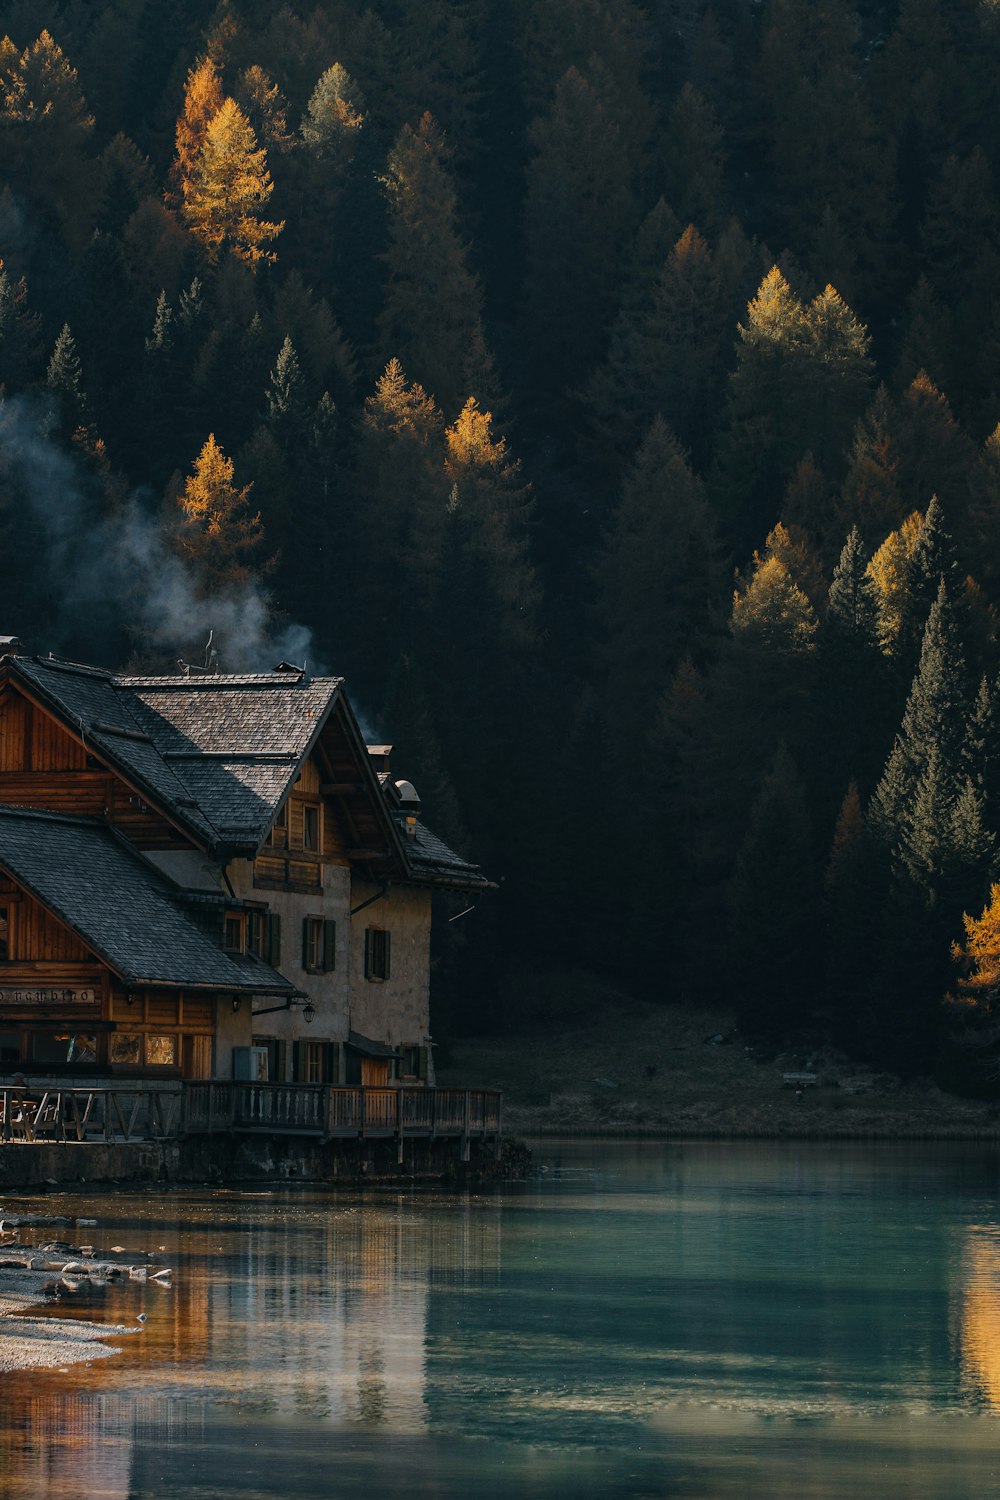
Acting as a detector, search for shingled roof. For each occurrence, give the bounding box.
[0,806,293,992]
[8,655,351,856]
[395,817,491,889]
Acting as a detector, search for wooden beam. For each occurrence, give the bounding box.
[347,848,391,860]
[321,781,364,795]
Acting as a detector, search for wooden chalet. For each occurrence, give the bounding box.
[0,647,488,1087]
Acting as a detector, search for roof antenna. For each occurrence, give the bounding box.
[204,629,219,672]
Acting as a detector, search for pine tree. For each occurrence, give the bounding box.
[174,434,266,591]
[594,418,723,748]
[182,98,283,266]
[522,66,638,405]
[378,113,491,416]
[442,397,537,646]
[0,30,95,246]
[300,63,364,167]
[45,323,88,436]
[0,257,42,391]
[265,335,307,440]
[661,84,725,231]
[838,385,906,547]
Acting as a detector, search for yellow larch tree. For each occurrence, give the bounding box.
[169,56,223,207]
[181,97,282,265]
[175,434,266,590]
[953,884,1000,1012]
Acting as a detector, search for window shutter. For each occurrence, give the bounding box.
[326,1041,340,1084]
[268,913,281,967]
[417,1046,428,1080]
[301,917,311,968]
[274,1040,287,1084]
[323,919,337,972]
[293,1040,309,1082]
[364,927,372,979]
[384,931,391,979]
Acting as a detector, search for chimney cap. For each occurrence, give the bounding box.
[0,635,22,655]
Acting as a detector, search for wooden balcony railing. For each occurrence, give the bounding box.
[0,1083,502,1150]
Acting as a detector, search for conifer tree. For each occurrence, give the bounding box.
[0,30,95,245]
[378,113,491,416]
[662,84,725,232]
[169,55,224,208]
[443,397,537,646]
[0,257,42,391]
[954,884,1000,1012]
[236,66,293,159]
[45,323,88,437]
[182,98,283,266]
[594,418,723,749]
[838,385,906,547]
[865,510,923,658]
[265,335,307,440]
[300,63,364,167]
[174,434,266,591]
[522,66,637,404]
[731,555,818,654]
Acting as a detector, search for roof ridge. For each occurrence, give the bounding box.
[31,654,116,681]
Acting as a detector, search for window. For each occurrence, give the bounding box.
[31,1033,98,1066]
[303,804,320,852]
[0,1031,20,1067]
[304,1040,325,1083]
[400,1044,426,1079]
[302,917,336,973]
[224,914,245,953]
[146,1035,178,1067]
[109,1033,142,1065]
[364,928,391,982]
[247,909,267,958]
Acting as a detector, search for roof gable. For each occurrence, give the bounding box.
[0,805,292,993]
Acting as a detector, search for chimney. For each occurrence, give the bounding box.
[394,779,421,839]
[367,745,393,777]
[0,635,22,657]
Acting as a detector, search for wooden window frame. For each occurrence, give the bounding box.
[301,916,336,974]
[364,927,391,982]
[224,913,246,954]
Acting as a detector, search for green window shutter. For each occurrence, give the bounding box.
[293,1040,309,1082]
[417,1046,428,1080]
[274,1040,287,1084]
[326,1041,340,1084]
[268,913,281,967]
[323,919,337,972]
[301,917,311,968]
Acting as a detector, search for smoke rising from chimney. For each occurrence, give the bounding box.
[0,397,317,673]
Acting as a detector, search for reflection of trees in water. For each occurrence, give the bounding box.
[956,1228,1000,1409]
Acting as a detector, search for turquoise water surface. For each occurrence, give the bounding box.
[3,1139,1000,1497]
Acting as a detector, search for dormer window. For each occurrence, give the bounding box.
[224,913,245,953]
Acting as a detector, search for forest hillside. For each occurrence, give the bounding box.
[2,0,1000,1083]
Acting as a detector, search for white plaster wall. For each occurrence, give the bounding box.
[227,858,352,1073]
[348,882,433,1061]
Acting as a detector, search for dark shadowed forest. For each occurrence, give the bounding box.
[2,0,1000,1082]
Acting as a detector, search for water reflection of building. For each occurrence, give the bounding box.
[956,1226,1000,1408]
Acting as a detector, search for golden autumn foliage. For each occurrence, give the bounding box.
[865,508,923,653]
[953,884,1000,1011]
[731,553,818,652]
[170,56,223,205]
[181,97,282,265]
[175,434,266,589]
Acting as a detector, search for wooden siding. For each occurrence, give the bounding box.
[0,886,93,963]
[0,689,87,772]
[107,780,187,848]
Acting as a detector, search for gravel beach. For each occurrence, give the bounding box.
[0,1269,137,1373]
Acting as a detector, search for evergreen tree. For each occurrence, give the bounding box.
[300,62,364,167]
[594,418,723,749]
[0,257,42,391]
[0,30,95,246]
[661,84,725,232]
[522,66,638,406]
[378,113,491,417]
[823,782,885,1042]
[45,323,88,437]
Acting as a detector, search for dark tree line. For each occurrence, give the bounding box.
[4,0,1000,1076]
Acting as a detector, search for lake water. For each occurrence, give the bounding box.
[4,1139,1000,1498]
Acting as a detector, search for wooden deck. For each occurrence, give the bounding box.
[1,1083,502,1158]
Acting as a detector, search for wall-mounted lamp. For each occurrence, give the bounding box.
[232,997,242,1012]
[303,1001,316,1025]
[125,995,134,1006]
